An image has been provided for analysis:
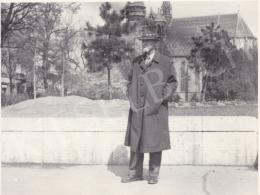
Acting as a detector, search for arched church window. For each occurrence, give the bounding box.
[157,25,162,36]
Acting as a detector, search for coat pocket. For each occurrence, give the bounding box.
[144,101,161,115]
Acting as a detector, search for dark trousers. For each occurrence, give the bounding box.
[128,151,162,178]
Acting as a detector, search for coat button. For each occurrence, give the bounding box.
[140,90,145,97]
[140,79,144,86]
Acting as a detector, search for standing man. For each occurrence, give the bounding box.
[122,34,178,184]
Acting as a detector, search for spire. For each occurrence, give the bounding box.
[149,7,155,19]
[235,9,240,37]
[160,1,172,23]
[217,13,220,26]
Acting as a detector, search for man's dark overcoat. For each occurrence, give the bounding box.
[124,50,178,153]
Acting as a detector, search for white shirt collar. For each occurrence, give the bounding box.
[145,50,156,64]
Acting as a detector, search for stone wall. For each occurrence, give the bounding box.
[2,116,257,165]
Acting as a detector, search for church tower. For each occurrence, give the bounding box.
[125,2,146,55]
[125,2,146,24]
[160,1,172,24]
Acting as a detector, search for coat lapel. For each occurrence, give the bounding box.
[140,50,160,73]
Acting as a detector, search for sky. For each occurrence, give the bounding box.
[71,1,258,37]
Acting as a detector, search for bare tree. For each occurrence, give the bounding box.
[1,3,37,46]
[1,42,17,94]
[1,2,80,97]
[57,27,78,96]
[1,28,35,95]
[31,3,63,90]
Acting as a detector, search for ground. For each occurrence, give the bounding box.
[2,164,257,195]
[1,96,257,117]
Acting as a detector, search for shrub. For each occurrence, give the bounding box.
[169,94,181,103]
[190,93,199,102]
[72,82,127,100]
[41,87,60,97]
[1,93,30,107]
[69,65,128,100]
[205,48,258,101]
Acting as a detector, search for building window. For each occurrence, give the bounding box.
[157,25,162,36]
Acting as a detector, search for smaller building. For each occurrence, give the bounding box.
[1,64,27,95]
[1,60,60,97]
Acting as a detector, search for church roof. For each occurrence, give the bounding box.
[154,14,166,22]
[149,9,166,22]
[167,13,256,57]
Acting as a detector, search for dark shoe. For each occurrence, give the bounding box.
[121,175,143,183]
[148,177,158,184]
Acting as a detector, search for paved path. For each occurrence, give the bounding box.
[2,165,257,195]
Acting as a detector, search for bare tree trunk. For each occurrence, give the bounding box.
[33,60,36,99]
[200,78,205,101]
[33,40,37,99]
[42,51,48,90]
[107,66,112,99]
[61,52,65,97]
[1,3,15,46]
[9,76,14,95]
[42,32,50,91]
[7,46,14,95]
[224,73,228,100]
[201,75,208,102]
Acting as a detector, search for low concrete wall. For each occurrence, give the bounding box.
[1,116,258,165]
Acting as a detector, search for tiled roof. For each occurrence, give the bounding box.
[166,13,255,56]
[154,14,166,22]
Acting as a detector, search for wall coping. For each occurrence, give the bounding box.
[2,116,257,132]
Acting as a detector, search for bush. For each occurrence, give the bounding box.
[190,93,199,102]
[169,94,181,103]
[72,83,127,100]
[205,48,258,101]
[1,93,30,107]
[41,87,60,97]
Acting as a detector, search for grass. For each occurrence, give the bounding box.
[168,104,257,117]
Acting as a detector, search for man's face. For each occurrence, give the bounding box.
[142,41,157,53]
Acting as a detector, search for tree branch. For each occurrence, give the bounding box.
[1,45,23,49]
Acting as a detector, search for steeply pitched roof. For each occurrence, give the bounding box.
[166,13,255,57]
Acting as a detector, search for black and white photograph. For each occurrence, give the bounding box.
[1,0,258,195]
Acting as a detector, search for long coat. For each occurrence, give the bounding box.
[124,50,178,153]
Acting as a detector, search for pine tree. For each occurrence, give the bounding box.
[188,22,235,101]
[82,2,133,99]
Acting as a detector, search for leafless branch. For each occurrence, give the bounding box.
[81,50,87,67]
[1,45,23,49]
